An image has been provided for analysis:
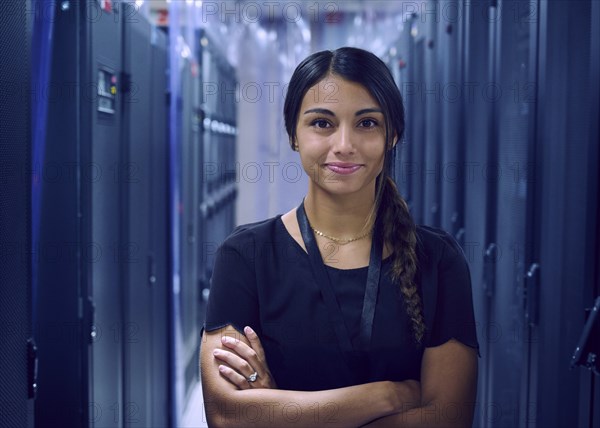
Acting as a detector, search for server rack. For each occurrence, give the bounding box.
[462,2,494,426]
[422,5,442,228]
[173,27,239,414]
[0,0,33,426]
[438,0,464,241]
[402,15,426,224]
[147,25,170,428]
[393,20,413,212]
[398,1,600,427]
[197,27,239,305]
[179,42,202,409]
[85,1,126,424]
[483,1,539,425]
[411,37,427,225]
[197,27,239,348]
[534,1,599,426]
[33,0,170,426]
[120,8,170,426]
[585,3,600,425]
[34,0,89,424]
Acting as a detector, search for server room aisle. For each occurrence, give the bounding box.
[1,1,599,427]
[180,384,208,428]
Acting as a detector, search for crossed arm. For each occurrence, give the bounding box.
[359,337,478,427]
[199,325,477,428]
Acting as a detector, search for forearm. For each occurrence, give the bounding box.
[204,381,397,428]
[201,327,418,427]
[360,402,475,428]
[362,340,479,427]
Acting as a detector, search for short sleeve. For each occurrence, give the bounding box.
[203,230,259,335]
[426,232,480,355]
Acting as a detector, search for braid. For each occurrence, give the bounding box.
[378,175,425,344]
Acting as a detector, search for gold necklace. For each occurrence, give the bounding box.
[311,227,372,245]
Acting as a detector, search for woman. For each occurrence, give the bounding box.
[200,47,479,427]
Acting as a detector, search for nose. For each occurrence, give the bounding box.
[332,124,355,155]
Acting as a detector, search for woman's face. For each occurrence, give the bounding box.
[295,74,387,199]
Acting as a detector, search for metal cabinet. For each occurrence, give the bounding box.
[33,1,170,426]
[0,0,33,426]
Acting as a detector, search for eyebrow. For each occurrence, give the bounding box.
[303,108,383,116]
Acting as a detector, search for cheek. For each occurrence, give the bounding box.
[297,134,328,160]
[298,150,324,175]
[371,146,387,174]
[370,142,386,162]
[296,141,322,174]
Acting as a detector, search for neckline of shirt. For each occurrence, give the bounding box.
[276,214,393,272]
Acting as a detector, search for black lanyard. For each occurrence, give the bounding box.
[296,199,383,352]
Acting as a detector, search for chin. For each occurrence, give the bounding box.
[317,183,373,198]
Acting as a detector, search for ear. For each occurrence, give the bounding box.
[391,135,399,149]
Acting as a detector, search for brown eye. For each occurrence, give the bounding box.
[359,119,378,128]
[311,119,332,129]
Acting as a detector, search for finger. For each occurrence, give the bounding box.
[218,364,250,390]
[221,335,259,365]
[243,327,277,389]
[213,349,256,379]
[244,326,268,361]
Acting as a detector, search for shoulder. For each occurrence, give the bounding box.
[415,225,468,268]
[219,215,282,252]
[212,215,282,269]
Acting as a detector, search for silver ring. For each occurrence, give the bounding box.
[246,371,258,383]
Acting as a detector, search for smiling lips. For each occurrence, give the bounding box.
[324,162,364,175]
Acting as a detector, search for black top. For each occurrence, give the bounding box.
[203,215,479,391]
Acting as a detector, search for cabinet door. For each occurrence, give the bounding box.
[439,0,464,239]
[148,27,170,428]
[484,1,539,426]
[121,13,153,427]
[0,0,32,425]
[89,2,124,425]
[406,38,426,224]
[462,2,494,423]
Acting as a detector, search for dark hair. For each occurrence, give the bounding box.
[284,47,425,344]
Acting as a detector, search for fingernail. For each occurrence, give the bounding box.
[218,365,226,372]
[244,326,253,335]
[221,336,230,343]
[213,349,220,355]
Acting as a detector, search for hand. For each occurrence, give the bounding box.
[213,326,277,390]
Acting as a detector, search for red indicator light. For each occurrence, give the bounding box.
[101,0,112,13]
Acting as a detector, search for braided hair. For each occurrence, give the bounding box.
[284,47,425,344]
